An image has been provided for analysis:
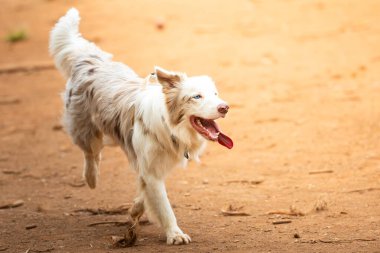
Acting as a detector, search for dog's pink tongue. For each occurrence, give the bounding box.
[218,132,233,149]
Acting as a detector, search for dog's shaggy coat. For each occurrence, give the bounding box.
[49,8,232,245]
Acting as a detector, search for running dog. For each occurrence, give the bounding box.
[49,8,233,245]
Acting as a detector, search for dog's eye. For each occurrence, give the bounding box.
[192,94,202,99]
[215,92,218,96]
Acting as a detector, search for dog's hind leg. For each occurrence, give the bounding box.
[84,135,103,189]
[74,128,103,189]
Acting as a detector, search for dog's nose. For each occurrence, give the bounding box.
[217,104,229,115]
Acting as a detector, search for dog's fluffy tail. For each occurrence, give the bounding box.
[49,8,112,79]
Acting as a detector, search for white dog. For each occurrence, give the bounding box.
[49,8,233,245]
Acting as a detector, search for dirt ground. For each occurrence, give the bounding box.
[1,0,380,252]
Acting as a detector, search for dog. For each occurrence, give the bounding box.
[49,8,233,245]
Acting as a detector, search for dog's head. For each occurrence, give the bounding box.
[156,66,233,149]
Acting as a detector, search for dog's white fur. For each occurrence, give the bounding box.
[49,8,228,245]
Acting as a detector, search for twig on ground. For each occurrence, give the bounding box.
[2,168,26,175]
[319,238,376,243]
[346,187,380,194]
[272,220,292,225]
[0,199,24,209]
[225,180,264,185]
[28,247,55,252]
[74,205,130,215]
[88,219,150,227]
[308,170,334,175]
[300,238,376,244]
[25,224,37,230]
[89,221,129,227]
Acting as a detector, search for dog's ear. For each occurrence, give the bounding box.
[155,66,183,88]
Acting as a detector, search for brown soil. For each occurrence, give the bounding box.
[1,0,379,252]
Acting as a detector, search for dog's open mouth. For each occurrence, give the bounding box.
[190,116,233,149]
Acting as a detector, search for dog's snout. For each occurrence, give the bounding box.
[217,104,229,115]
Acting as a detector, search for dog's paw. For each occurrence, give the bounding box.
[166,231,191,245]
[84,171,97,189]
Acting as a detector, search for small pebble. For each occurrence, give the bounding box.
[52,124,63,131]
[155,17,166,30]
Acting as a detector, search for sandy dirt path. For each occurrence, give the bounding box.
[0,0,379,252]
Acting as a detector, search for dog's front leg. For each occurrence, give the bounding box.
[143,175,191,245]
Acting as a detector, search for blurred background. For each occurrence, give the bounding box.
[0,0,379,252]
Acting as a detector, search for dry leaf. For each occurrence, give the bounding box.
[111,229,137,248]
[221,205,250,216]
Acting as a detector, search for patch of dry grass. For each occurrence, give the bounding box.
[5,29,27,43]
